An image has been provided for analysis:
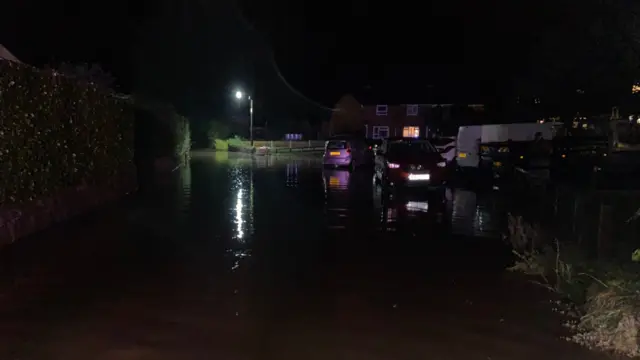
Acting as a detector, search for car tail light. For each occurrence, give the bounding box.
[346,148,351,154]
[388,163,400,169]
[368,146,372,150]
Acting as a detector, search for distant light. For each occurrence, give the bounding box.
[235,91,243,99]
[633,84,640,94]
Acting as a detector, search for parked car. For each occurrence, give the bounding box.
[374,138,449,193]
[323,137,370,169]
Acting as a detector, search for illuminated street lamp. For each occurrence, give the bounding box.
[234,90,254,146]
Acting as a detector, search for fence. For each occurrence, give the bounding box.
[512,168,640,261]
[242,140,325,149]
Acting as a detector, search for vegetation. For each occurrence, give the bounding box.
[211,136,251,152]
[506,214,640,358]
[134,98,191,160]
[0,59,134,205]
[206,120,230,149]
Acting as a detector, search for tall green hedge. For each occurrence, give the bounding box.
[0,60,134,205]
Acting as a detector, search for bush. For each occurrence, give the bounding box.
[133,98,190,159]
[172,113,191,158]
[206,120,230,148]
[506,213,640,357]
[210,136,251,152]
[213,139,228,151]
[227,135,246,148]
[0,59,133,205]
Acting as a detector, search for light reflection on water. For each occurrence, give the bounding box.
[158,154,508,259]
[229,165,254,245]
[451,189,504,238]
[235,189,244,241]
[322,169,351,230]
[286,163,299,187]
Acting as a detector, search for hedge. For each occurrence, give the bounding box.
[0,59,134,206]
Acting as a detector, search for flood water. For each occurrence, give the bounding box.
[0,151,610,359]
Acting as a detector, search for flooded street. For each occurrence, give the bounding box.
[0,151,608,359]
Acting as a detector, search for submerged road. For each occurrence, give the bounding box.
[0,151,608,359]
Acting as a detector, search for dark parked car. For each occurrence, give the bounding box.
[374,138,449,194]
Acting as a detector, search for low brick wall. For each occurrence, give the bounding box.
[0,166,137,247]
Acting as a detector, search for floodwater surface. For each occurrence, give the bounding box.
[0,151,610,359]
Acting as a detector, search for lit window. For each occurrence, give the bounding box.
[402,126,420,138]
[406,104,419,116]
[376,105,388,115]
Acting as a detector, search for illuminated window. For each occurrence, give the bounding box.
[633,84,640,94]
[402,126,420,138]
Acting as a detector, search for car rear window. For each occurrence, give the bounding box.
[388,142,437,156]
[326,141,347,150]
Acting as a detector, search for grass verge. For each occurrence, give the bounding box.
[506,213,640,357]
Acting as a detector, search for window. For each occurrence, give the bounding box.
[388,141,437,156]
[402,126,420,138]
[406,104,419,116]
[326,140,347,150]
[372,126,389,139]
[376,105,388,116]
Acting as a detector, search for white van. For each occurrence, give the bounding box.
[455,123,553,169]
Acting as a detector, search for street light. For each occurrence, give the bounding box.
[234,90,254,146]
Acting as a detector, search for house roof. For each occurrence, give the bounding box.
[0,44,21,63]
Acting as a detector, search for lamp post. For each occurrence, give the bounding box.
[235,90,254,146]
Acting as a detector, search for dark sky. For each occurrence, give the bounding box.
[1,0,638,120]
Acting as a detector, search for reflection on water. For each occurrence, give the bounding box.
[323,169,352,230]
[286,163,299,187]
[323,169,350,192]
[255,155,272,168]
[176,162,192,225]
[227,248,252,271]
[451,189,504,238]
[406,201,430,212]
[153,154,508,255]
[235,189,245,241]
[229,165,254,244]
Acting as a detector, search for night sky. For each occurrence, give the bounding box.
[2,0,638,121]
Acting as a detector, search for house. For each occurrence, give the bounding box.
[327,93,487,139]
[362,103,426,139]
[328,94,426,139]
[0,44,21,63]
